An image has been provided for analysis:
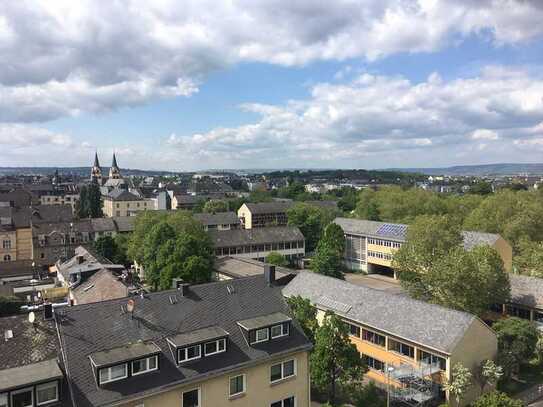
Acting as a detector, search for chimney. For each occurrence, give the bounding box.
[76,255,84,264]
[172,278,189,296]
[264,264,276,286]
[43,303,53,320]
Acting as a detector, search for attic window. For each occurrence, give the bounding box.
[99,364,127,384]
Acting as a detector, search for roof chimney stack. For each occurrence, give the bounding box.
[172,278,189,296]
[264,264,276,286]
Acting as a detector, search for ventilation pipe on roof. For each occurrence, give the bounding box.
[264,264,275,286]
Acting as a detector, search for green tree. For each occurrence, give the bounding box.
[265,251,288,267]
[354,381,385,407]
[0,296,23,317]
[93,236,117,261]
[394,215,510,316]
[320,223,346,257]
[493,317,539,379]
[472,391,523,407]
[76,186,89,218]
[203,200,228,213]
[311,312,367,405]
[76,184,103,218]
[287,203,336,252]
[474,360,503,395]
[444,363,472,406]
[354,188,380,221]
[112,233,130,265]
[312,245,343,279]
[286,295,318,343]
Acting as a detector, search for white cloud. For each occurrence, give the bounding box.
[1,0,543,122]
[167,66,543,168]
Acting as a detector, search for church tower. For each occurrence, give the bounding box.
[90,152,103,184]
[108,153,122,180]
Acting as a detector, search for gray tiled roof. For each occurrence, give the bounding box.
[112,216,136,232]
[209,226,304,248]
[283,271,477,354]
[167,326,229,348]
[91,218,117,232]
[0,359,63,391]
[213,257,295,279]
[244,201,294,214]
[106,189,142,201]
[90,341,161,368]
[194,211,240,226]
[334,217,502,248]
[509,274,543,309]
[57,275,311,407]
[237,312,291,331]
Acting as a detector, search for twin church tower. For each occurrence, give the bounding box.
[90,152,124,186]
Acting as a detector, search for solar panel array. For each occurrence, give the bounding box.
[376,223,408,239]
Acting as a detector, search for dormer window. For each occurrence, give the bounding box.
[237,312,292,345]
[167,326,229,365]
[90,341,161,386]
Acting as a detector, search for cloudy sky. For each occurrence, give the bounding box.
[2,0,543,171]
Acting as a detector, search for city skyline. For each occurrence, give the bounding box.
[2,1,543,170]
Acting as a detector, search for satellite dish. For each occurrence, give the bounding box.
[126,299,135,313]
[28,312,35,324]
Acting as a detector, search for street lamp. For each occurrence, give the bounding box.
[387,366,395,407]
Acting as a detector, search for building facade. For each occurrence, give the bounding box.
[335,217,513,277]
[194,211,241,231]
[238,202,293,229]
[103,190,152,217]
[284,271,498,407]
[210,226,305,263]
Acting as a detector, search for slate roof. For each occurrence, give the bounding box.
[244,201,294,214]
[57,275,311,407]
[91,217,117,233]
[509,274,543,309]
[71,269,129,305]
[112,216,136,233]
[106,189,142,201]
[90,341,161,368]
[213,257,296,279]
[0,205,74,228]
[283,271,479,354]
[209,226,304,248]
[0,313,59,371]
[194,211,240,226]
[0,260,34,280]
[334,217,503,248]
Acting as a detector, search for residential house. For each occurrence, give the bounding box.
[57,273,312,407]
[283,271,498,406]
[334,217,512,277]
[103,189,152,217]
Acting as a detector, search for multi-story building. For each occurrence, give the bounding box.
[56,273,312,407]
[103,189,152,217]
[238,202,293,229]
[194,211,241,231]
[210,226,305,263]
[284,271,498,407]
[335,217,512,277]
[40,191,79,212]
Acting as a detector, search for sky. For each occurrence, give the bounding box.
[1,0,543,171]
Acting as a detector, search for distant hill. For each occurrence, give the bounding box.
[386,163,543,176]
[0,167,178,177]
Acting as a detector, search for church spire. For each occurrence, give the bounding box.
[108,152,122,180]
[90,151,103,184]
[94,151,100,168]
[111,152,118,169]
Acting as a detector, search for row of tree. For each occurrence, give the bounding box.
[354,186,543,275]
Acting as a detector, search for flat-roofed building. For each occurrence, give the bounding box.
[57,274,312,407]
[210,226,305,263]
[284,271,498,407]
[194,211,240,231]
[213,256,296,281]
[335,217,512,277]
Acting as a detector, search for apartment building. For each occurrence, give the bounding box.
[40,191,79,212]
[103,189,152,217]
[57,274,312,407]
[194,211,241,231]
[284,271,497,407]
[210,226,305,263]
[335,217,512,277]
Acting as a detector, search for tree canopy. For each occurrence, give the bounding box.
[393,215,510,316]
[127,211,214,290]
[76,184,103,218]
[287,202,337,252]
[265,251,288,267]
[472,391,523,407]
[286,295,318,343]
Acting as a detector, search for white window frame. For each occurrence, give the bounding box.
[181,387,201,407]
[178,344,201,363]
[99,363,128,384]
[0,392,7,407]
[10,387,33,407]
[271,396,296,407]
[271,324,289,339]
[36,381,59,406]
[131,355,159,376]
[253,328,269,343]
[270,359,296,383]
[204,338,226,356]
[228,374,246,397]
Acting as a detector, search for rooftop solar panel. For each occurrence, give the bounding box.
[376,223,408,239]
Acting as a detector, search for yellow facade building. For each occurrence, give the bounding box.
[284,272,498,407]
[335,217,512,278]
[102,190,152,217]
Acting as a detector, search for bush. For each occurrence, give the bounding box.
[472,391,523,407]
